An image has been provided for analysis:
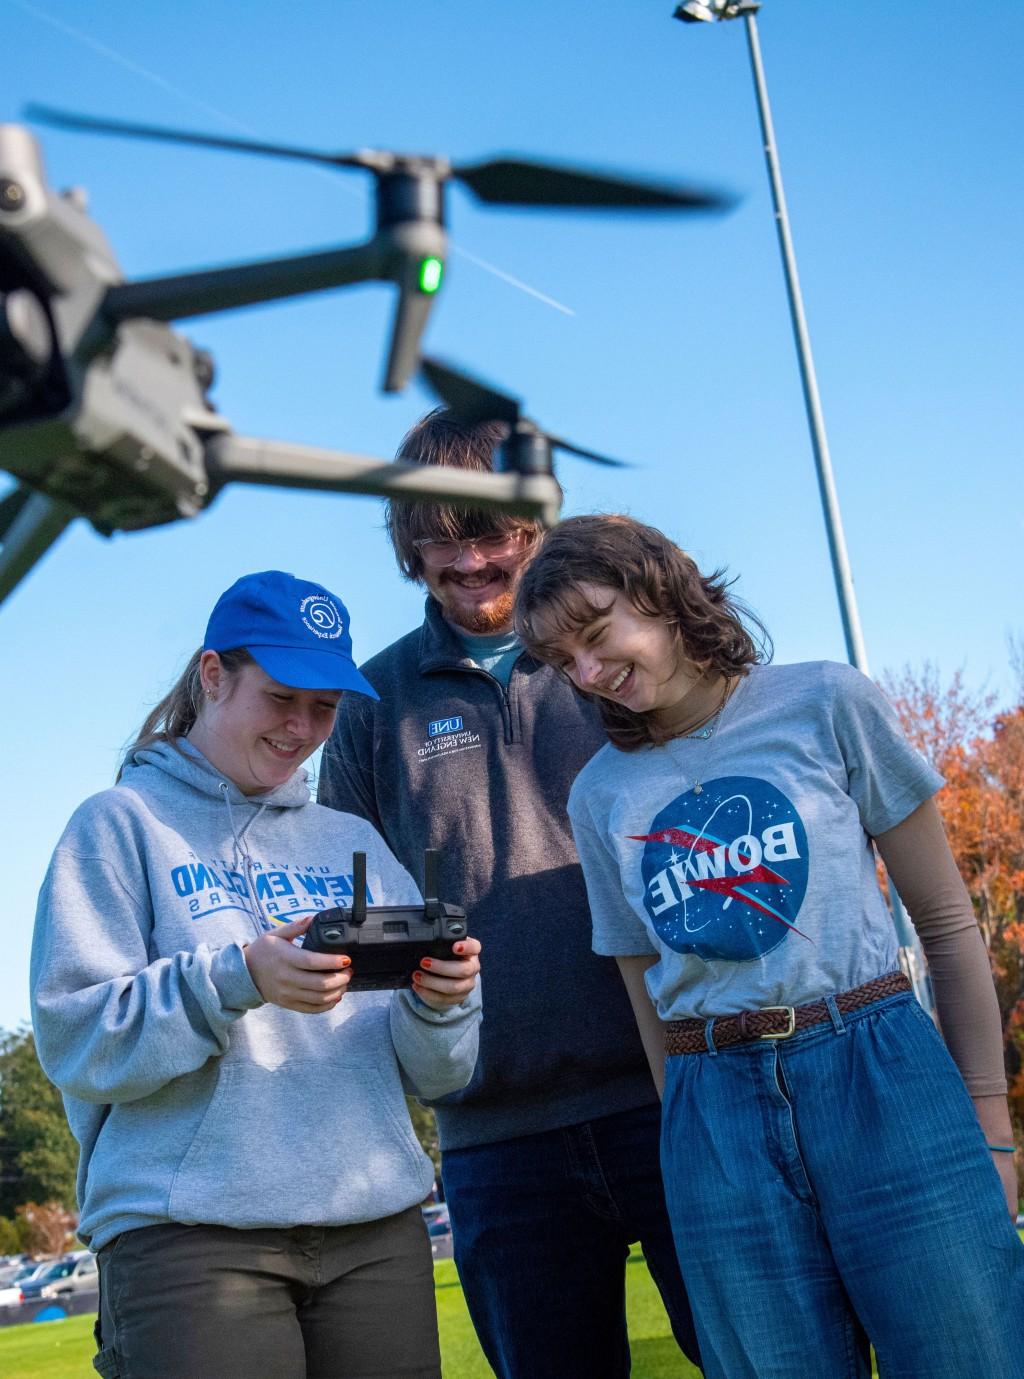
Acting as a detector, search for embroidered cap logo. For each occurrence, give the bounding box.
[300,594,344,641]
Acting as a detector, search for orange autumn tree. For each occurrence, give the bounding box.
[881,661,1024,1129]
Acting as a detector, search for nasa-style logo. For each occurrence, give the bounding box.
[629,776,810,963]
[299,594,343,640]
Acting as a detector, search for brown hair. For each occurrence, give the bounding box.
[385,407,549,581]
[117,647,254,779]
[514,513,770,751]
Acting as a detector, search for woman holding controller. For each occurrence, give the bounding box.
[514,514,1023,1379]
[32,570,481,1379]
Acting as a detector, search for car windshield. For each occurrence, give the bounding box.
[41,1260,75,1280]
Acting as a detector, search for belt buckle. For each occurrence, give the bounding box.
[758,1005,796,1040]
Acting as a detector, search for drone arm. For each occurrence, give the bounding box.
[204,434,562,524]
[0,487,76,605]
[100,239,390,325]
[380,220,447,392]
[383,272,435,393]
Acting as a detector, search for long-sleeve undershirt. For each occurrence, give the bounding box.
[875,799,1006,1098]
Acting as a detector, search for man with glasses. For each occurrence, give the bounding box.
[318,410,700,1379]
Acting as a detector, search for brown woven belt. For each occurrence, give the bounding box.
[664,971,912,1056]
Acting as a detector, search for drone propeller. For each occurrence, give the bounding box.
[24,106,367,171]
[25,104,733,212]
[421,356,630,472]
[420,357,518,428]
[453,159,722,209]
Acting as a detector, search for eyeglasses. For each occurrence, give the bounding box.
[413,530,535,570]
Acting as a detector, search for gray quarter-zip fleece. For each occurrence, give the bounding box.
[32,739,480,1249]
[318,598,659,1150]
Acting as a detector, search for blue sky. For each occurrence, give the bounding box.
[1,0,1021,1031]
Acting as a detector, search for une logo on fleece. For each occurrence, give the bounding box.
[428,716,464,737]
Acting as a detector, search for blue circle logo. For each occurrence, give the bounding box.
[631,775,810,962]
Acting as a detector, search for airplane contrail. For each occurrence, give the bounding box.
[9,0,577,315]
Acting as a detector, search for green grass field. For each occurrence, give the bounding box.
[0,1250,701,1379]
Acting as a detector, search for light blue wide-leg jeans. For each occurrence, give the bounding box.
[661,990,1024,1379]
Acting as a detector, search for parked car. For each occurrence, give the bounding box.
[0,1261,51,1308]
[422,1203,451,1238]
[19,1251,98,1302]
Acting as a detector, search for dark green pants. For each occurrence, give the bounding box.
[93,1210,440,1379]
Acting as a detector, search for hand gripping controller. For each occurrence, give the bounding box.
[302,849,468,991]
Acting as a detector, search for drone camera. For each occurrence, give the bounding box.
[0,179,26,212]
[302,847,468,991]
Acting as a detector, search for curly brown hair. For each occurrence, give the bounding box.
[385,407,551,582]
[514,513,770,751]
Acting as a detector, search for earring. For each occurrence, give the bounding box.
[204,687,217,703]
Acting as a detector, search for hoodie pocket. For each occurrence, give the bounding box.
[167,1055,429,1227]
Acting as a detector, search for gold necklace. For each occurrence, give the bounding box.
[674,677,736,795]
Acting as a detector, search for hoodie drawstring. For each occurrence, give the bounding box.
[219,782,271,938]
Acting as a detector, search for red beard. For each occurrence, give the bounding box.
[435,569,516,633]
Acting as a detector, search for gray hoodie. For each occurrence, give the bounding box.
[31,740,480,1250]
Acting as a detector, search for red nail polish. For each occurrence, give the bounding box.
[339,956,352,968]
[421,958,433,969]
[454,943,465,954]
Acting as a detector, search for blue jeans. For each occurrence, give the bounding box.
[441,1103,701,1378]
[661,990,1024,1379]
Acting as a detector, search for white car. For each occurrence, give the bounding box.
[0,1260,51,1308]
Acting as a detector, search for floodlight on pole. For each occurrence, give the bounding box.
[674,1,756,23]
[675,1,719,21]
[672,0,933,1011]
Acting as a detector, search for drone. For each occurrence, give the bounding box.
[0,107,733,605]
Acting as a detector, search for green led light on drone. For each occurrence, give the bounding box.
[418,257,444,294]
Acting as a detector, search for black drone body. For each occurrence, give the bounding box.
[0,106,733,605]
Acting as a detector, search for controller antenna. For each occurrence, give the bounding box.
[423,848,441,921]
[351,852,367,925]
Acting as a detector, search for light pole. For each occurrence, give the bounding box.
[673,0,933,1010]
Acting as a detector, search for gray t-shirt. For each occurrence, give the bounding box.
[568,661,943,1021]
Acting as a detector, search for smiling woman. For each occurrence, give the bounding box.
[514,513,1024,1379]
[29,570,482,1379]
[187,665,342,795]
[516,515,767,751]
[527,583,711,725]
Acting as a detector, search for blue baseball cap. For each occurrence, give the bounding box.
[204,571,378,698]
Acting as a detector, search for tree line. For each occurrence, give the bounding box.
[883,654,1024,1157]
[0,1028,78,1254]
